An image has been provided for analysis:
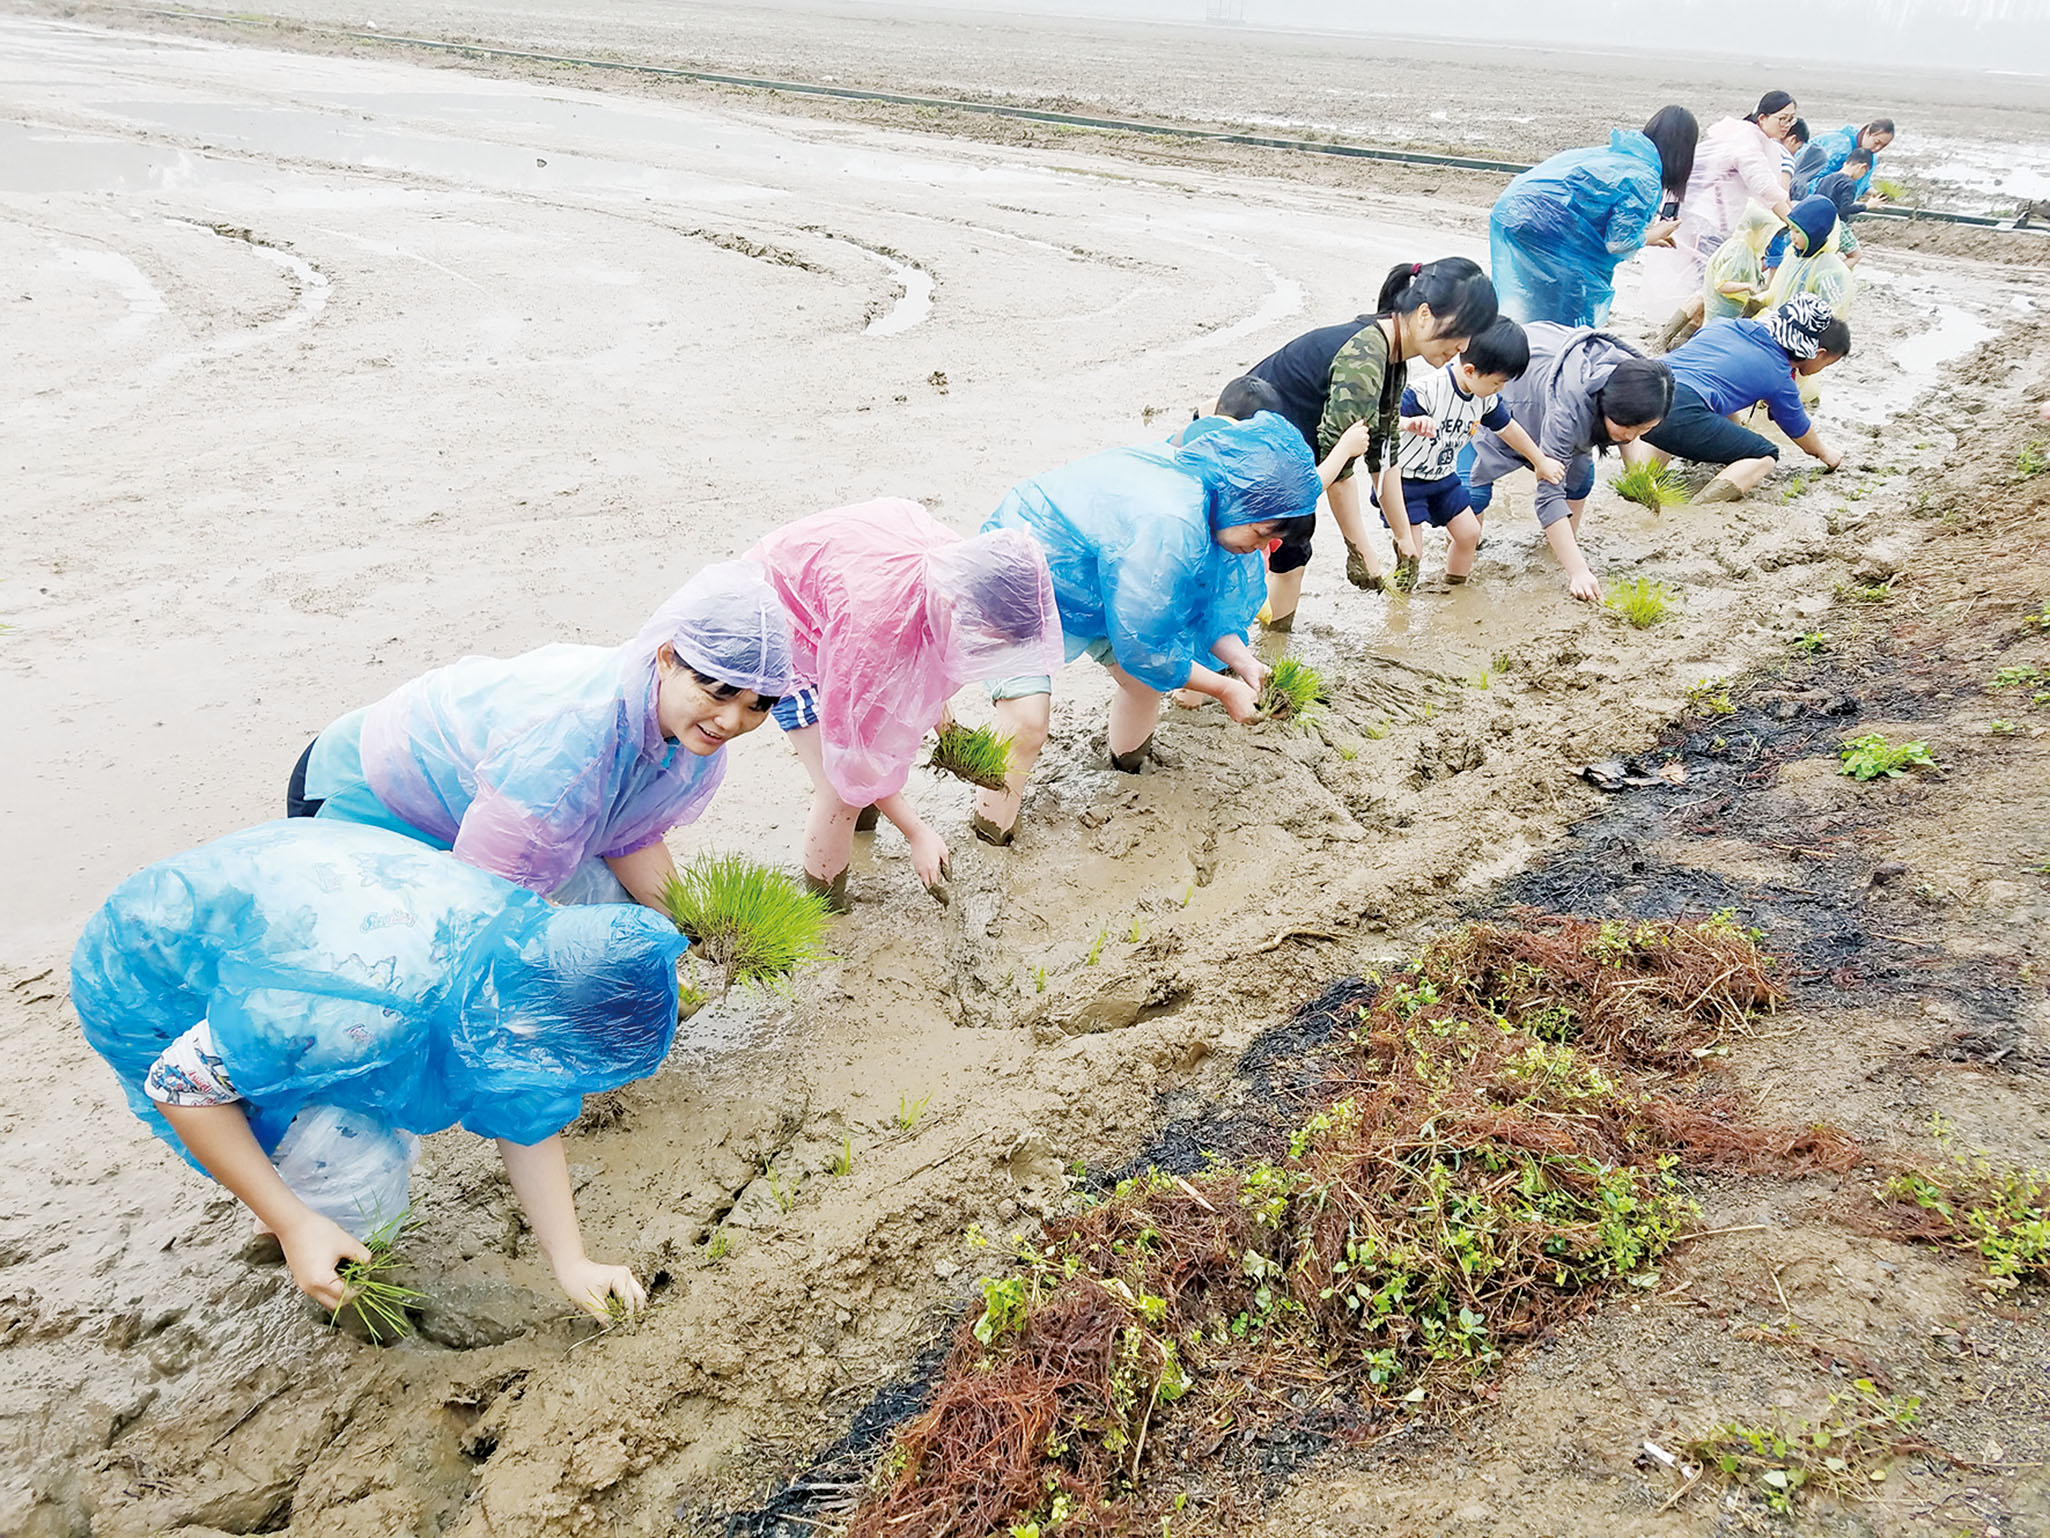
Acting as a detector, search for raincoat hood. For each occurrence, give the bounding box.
[1178,411,1321,530]
[628,559,795,698]
[746,501,1062,806]
[1767,196,1841,269]
[1730,199,1784,252]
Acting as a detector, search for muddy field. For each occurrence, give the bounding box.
[2,6,2048,1537]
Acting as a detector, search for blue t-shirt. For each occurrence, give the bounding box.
[1664,319,1812,442]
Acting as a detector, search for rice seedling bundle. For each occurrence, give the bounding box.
[662,856,831,988]
[924,722,1015,790]
[1611,462,1689,511]
[1260,654,1328,723]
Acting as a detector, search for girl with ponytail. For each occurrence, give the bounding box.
[1238,257,1498,623]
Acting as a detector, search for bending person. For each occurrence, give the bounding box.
[1648,92,1800,345]
[1465,327,1674,603]
[971,413,1322,843]
[72,819,688,1319]
[1489,106,1699,328]
[1792,119,1895,200]
[290,562,793,909]
[1242,259,1498,616]
[746,501,1060,909]
[1626,297,1849,503]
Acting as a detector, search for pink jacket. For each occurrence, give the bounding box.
[1679,117,1785,246]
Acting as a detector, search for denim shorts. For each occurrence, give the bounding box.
[771,687,821,732]
[987,637,1115,701]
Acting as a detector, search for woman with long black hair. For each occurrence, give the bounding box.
[1238,257,1498,622]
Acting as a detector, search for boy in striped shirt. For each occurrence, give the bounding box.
[1385,318,1563,585]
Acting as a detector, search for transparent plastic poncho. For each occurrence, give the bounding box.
[71,821,690,1164]
[1760,199,1855,314]
[983,412,1320,695]
[1488,130,1664,328]
[353,560,794,896]
[746,500,1061,806]
[1702,201,1785,322]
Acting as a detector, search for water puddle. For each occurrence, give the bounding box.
[1834,266,2000,426]
[864,251,934,337]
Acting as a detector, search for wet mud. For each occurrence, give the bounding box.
[3,8,2050,1538]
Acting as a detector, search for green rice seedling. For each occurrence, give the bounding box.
[1086,929,1108,966]
[1490,650,1517,674]
[1794,630,1832,653]
[332,1213,425,1344]
[1181,882,1194,908]
[1874,176,1910,201]
[1259,654,1328,723]
[895,1092,931,1131]
[1126,917,1144,944]
[1033,965,1048,993]
[1603,577,1676,628]
[1836,578,1893,603]
[700,1230,731,1265]
[1838,733,1938,781]
[1610,462,1688,511]
[831,1132,854,1177]
[661,856,830,989]
[924,722,1015,790]
[765,1164,797,1213]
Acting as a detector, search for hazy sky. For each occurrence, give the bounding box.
[885,0,2050,73]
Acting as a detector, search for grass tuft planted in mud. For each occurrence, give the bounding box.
[1603,577,1676,629]
[1611,462,1689,511]
[925,722,1016,790]
[847,916,1853,1538]
[662,856,832,988]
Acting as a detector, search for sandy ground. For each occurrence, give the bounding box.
[2,6,2048,1537]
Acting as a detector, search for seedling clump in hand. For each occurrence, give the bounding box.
[662,856,830,989]
[925,722,1016,791]
[1611,462,1689,511]
[333,1213,425,1344]
[1259,654,1328,724]
[1604,577,1676,628]
[1837,733,1938,781]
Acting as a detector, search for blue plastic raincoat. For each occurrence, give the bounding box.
[313,561,794,897]
[71,820,689,1160]
[982,412,1320,694]
[1791,126,1877,200]
[1489,130,1665,328]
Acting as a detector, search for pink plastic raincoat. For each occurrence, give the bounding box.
[746,500,1061,806]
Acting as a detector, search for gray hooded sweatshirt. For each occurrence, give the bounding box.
[1469,324,1653,528]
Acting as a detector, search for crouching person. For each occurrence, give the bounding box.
[71,819,689,1319]
[969,412,1322,843]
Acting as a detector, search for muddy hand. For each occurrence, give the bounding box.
[556,1257,646,1320]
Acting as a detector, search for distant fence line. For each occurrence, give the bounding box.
[140,6,2040,231]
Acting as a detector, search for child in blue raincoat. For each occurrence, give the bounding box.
[1790,119,1895,200]
[289,561,793,909]
[71,819,688,1319]
[1489,108,1700,329]
[966,412,1321,843]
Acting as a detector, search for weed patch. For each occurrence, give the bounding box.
[1682,1380,1925,1514]
[846,918,1850,1538]
[1837,733,1938,781]
[1879,1148,2050,1287]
